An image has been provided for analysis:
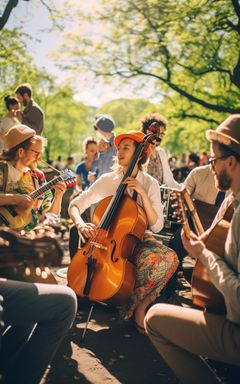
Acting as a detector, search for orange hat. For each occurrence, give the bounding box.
[114,130,152,157]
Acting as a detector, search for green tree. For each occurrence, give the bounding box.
[0,28,93,161]
[43,86,93,161]
[0,0,60,30]
[61,0,240,121]
[96,98,157,134]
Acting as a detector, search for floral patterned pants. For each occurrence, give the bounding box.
[121,234,179,319]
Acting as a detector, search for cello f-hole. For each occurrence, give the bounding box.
[110,240,118,262]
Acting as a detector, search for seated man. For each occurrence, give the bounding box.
[0,124,66,231]
[169,163,227,271]
[0,124,78,383]
[0,124,67,282]
[0,264,77,384]
[145,114,240,383]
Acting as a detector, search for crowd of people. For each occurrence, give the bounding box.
[0,82,240,384]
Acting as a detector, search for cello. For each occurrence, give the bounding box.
[67,129,158,305]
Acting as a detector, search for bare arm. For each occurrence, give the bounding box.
[46,181,66,215]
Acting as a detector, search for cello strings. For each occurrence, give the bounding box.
[89,136,152,251]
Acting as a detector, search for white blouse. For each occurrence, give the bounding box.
[69,170,164,233]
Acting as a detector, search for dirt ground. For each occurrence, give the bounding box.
[41,299,177,384]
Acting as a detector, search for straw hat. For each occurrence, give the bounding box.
[4,124,35,150]
[206,114,240,155]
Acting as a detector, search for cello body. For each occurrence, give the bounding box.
[67,195,147,305]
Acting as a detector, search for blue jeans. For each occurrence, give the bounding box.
[0,279,77,384]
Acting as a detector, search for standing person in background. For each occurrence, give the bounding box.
[0,96,21,150]
[65,156,75,171]
[174,152,200,182]
[140,113,179,188]
[69,139,98,249]
[75,137,98,191]
[93,114,116,177]
[187,152,200,171]
[200,151,210,166]
[88,137,111,185]
[54,155,65,171]
[15,83,44,135]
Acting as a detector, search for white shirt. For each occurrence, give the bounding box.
[184,164,218,204]
[157,147,180,188]
[69,170,164,233]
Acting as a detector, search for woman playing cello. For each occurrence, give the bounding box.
[68,131,178,334]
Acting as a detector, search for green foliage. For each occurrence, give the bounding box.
[0,28,93,161]
[44,86,93,160]
[60,0,240,114]
[0,28,54,113]
[159,93,228,155]
[3,1,240,157]
[96,98,157,135]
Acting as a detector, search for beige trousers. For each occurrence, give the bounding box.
[145,303,240,384]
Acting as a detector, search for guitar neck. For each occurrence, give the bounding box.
[182,188,204,235]
[30,175,62,199]
[182,220,191,240]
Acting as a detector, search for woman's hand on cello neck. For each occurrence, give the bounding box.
[122,177,147,199]
[122,177,158,227]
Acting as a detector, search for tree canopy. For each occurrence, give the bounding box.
[2,0,240,157]
[60,0,240,121]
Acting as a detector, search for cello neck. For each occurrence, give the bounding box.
[99,141,146,231]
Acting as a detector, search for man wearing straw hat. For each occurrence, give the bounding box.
[0,124,66,231]
[0,124,77,384]
[145,115,240,383]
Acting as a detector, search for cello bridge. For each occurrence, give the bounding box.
[90,241,107,251]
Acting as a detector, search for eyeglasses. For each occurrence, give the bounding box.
[208,155,229,167]
[28,149,42,158]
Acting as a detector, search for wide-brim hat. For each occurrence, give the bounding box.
[4,124,35,150]
[206,114,240,155]
[114,130,152,157]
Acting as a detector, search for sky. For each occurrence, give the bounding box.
[4,0,158,107]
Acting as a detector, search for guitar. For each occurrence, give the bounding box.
[174,188,233,314]
[0,169,76,231]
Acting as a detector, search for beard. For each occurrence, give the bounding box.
[23,97,28,107]
[215,169,232,191]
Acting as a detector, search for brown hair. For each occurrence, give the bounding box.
[112,140,148,173]
[82,137,97,152]
[216,141,240,163]
[15,83,32,97]
[140,113,167,134]
[4,95,18,111]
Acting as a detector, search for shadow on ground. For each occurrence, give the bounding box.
[42,301,177,384]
